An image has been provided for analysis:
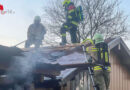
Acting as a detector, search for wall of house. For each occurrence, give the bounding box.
[34,71,89,90]
[110,52,130,90]
[60,71,91,90]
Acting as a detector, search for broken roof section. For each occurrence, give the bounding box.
[33,37,130,80]
[33,45,89,77]
[36,37,130,78]
[0,37,130,83]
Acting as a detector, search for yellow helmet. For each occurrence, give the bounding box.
[62,0,71,6]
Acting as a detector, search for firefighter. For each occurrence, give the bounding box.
[60,0,79,45]
[25,16,46,48]
[85,33,111,90]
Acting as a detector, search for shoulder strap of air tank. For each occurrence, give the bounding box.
[102,42,110,65]
[95,43,102,63]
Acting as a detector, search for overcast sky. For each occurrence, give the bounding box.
[0,0,130,48]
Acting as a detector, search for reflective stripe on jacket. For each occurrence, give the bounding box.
[86,42,111,71]
[93,66,111,71]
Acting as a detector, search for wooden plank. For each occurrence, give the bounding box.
[75,73,80,90]
[66,81,71,90]
[70,80,74,90]
[79,72,83,90]
[64,85,67,90]
[87,71,91,90]
[61,86,64,90]
[36,88,53,90]
[61,84,67,90]
[110,52,130,90]
[35,88,43,90]
[83,71,87,90]
[62,62,95,69]
[29,83,35,90]
[61,69,78,85]
[35,62,95,72]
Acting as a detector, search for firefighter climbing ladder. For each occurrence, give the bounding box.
[82,45,98,90]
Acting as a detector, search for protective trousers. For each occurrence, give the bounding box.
[25,38,42,48]
[94,70,110,90]
[60,22,78,45]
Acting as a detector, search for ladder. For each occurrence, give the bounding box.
[82,45,98,90]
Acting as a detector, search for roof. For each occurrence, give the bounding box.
[57,37,130,81]
[0,37,130,84]
[0,44,91,83]
[35,37,130,83]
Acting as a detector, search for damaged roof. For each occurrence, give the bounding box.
[39,37,130,80]
[28,37,130,81]
[0,37,130,83]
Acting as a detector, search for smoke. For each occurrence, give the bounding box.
[6,49,50,85]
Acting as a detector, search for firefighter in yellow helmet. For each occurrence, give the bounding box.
[85,33,111,90]
[60,0,79,45]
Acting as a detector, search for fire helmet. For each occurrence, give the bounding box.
[34,16,41,21]
[62,0,71,6]
[93,33,104,44]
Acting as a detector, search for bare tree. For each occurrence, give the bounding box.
[42,0,128,44]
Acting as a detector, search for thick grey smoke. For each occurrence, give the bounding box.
[6,49,50,85]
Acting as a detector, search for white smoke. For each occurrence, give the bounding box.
[7,49,50,85]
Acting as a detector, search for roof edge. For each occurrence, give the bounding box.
[108,37,130,56]
[120,38,130,56]
[108,37,121,50]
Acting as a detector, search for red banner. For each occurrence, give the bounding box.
[0,4,4,11]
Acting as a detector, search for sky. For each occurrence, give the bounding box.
[0,0,47,47]
[0,0,130,48]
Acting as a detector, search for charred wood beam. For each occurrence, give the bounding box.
[34,79,61,89]
[0,62,98,77]
[0,45,23,62]
[35,63,97,72]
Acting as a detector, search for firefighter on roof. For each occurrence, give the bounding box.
[85,33,111,90]
[60,0,84,45]
[25,16,46,48]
